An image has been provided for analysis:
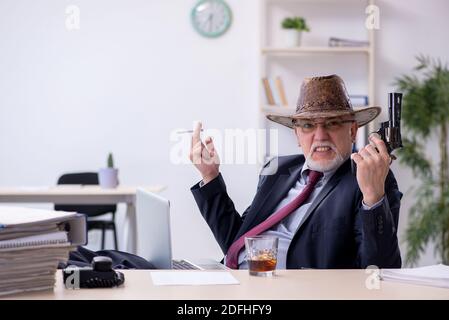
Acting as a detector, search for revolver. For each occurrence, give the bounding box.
[375,92,403,156]
[351,92,403,175]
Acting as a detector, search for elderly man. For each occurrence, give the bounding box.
[190,74,402,269]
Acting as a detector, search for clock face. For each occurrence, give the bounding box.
[191,0,232,38]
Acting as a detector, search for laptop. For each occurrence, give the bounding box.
[135,188,228,270]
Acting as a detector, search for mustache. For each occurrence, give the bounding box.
[310,141,337,153]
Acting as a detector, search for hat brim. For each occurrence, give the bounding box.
[266,106,381,129]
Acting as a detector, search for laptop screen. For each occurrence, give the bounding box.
[136,189,173,269]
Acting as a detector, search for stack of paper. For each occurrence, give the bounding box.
[381,264,449,289]
[0,206,86,296]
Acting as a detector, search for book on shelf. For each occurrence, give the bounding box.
[269,78,282,107]
[262,76,289,107]
[0,206,87,296]
[275,77,289,107]
[349,95,369,107]
[262,78,275,105]
[328,37,369,47]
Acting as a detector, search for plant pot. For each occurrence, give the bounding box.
[283,29,302,47]
[98,168,119,189]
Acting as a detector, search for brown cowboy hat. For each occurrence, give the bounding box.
[266,74,381,129]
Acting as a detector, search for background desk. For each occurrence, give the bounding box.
[4,270,449,300]
[0,185,166,253]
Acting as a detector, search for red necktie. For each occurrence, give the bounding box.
[225,170,323,269]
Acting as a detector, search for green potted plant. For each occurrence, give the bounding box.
[395,55,449,265]
[99,152,119,188]
[281,16,310,47]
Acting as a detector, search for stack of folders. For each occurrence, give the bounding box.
[0,206,86,296]
[381,264,449,289]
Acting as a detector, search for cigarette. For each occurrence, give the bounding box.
[176,129,204,134]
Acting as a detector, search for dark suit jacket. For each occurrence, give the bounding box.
[191,155,402,269]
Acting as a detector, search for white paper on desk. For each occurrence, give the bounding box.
[381,264,449,288]
[150,271,240,286]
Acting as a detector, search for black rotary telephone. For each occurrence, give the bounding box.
[63,256,125,289]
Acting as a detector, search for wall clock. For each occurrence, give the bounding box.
[191,0,232,38]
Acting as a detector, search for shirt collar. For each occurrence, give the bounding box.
[299,161,340,184]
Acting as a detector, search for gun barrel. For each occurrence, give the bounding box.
[388,92,402,127]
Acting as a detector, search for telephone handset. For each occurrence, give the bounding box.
[63,256,125,289]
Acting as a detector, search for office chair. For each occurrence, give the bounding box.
[54,172,118,250]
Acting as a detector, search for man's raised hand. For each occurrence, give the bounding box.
[189,122,220,184]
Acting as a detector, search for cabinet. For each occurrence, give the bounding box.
[259,0,376,159]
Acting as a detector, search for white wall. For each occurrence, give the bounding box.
[0,0,260,260]
[0,0,448,266]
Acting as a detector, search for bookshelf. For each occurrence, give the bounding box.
[259,0,376,159]
[262,46,371,54]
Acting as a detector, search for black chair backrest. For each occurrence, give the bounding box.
[54,172,117,217]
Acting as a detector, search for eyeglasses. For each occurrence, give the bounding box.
[293,119,355,133]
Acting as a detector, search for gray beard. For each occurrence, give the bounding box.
[306,150,350,172]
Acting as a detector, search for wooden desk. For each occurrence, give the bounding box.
[4,270,449,300]
[0,185,166,253]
